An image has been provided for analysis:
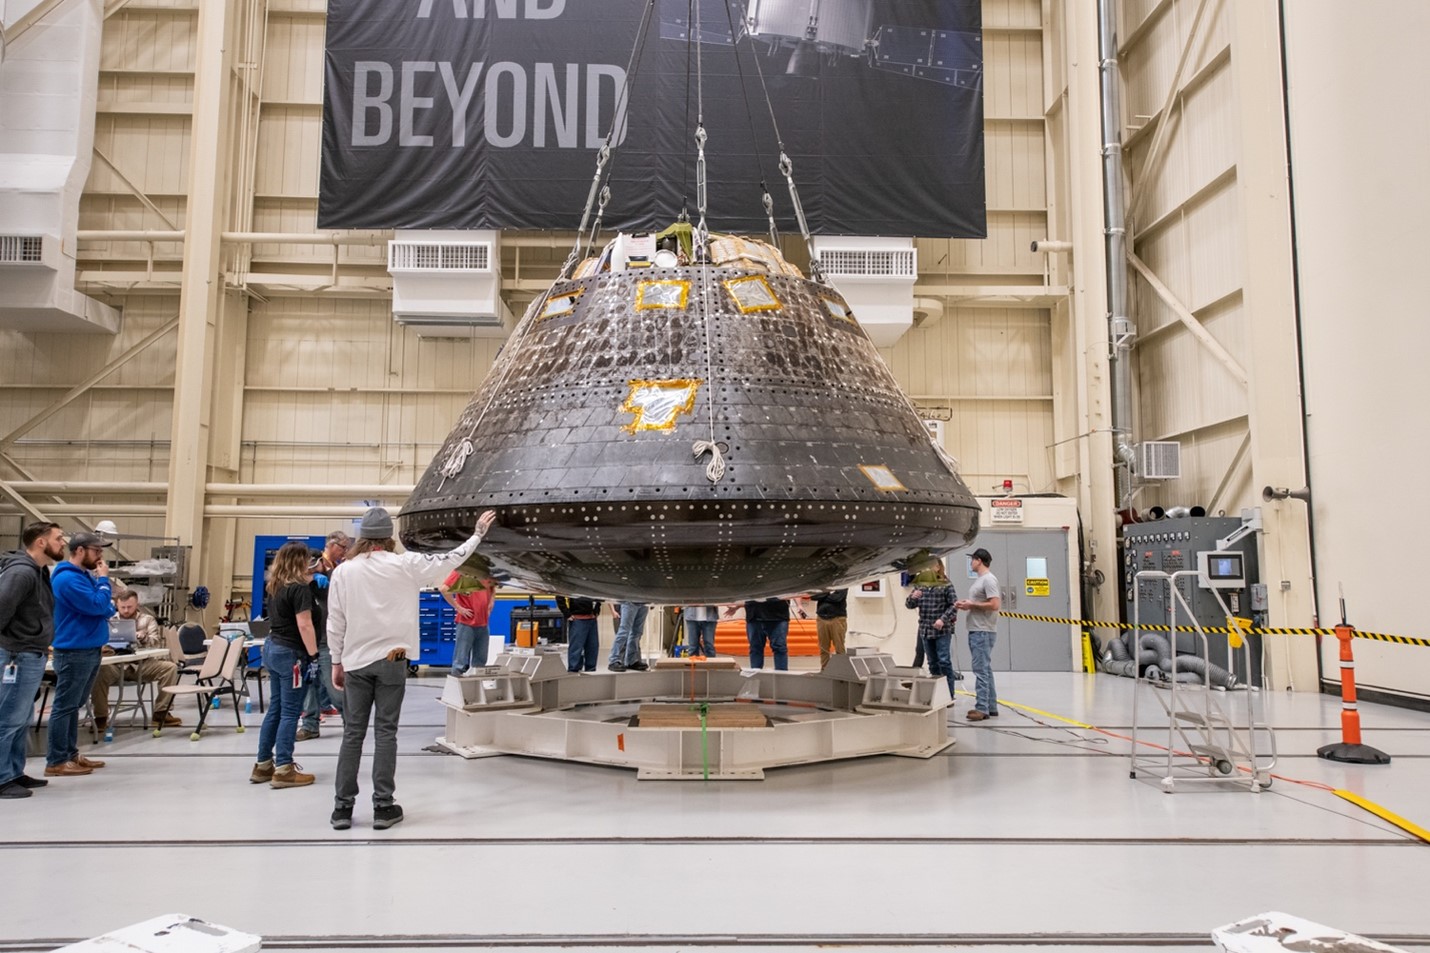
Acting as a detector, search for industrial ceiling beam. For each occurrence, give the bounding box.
[1126,0,1212,225]
[1126,250,1249,386]
[0,316,180,449]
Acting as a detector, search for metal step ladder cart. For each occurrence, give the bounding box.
[1129,561,1276,792]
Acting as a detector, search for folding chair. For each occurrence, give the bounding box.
[166,625,206,680]
[157,638,248,740]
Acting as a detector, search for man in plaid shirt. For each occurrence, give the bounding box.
[905,562,960,700]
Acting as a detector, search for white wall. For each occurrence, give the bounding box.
[1283,1,1430,703]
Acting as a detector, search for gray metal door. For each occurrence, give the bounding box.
[951,529,1072,672]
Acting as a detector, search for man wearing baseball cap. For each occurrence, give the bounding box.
[47,532,116,777]
[327,506,497,831]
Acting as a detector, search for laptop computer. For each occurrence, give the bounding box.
[107,617,138,650]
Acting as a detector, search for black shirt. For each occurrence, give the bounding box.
[267,582,319,655]
[812,589,848,619]
[744,598,790,622]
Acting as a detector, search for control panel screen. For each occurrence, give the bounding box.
[1208,554,1242,580]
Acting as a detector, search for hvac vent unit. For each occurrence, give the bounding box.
[820,247,917,280]
[389,241,492,273]
[388,230,513,338]
[809,236,917,348]
[0,235,45,265]
[0,234,61,271]
[922,419,946,445]
[1138,441,1182,480]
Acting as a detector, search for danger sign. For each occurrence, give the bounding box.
[990,498,1024,524]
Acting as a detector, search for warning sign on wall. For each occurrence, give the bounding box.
[990,498,1024,524]
[1025,578,1050,597]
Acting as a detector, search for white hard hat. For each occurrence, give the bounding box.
[95,520,120,538]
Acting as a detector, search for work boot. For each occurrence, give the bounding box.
[44,761,93,777]
[152,711,182,728]
[271,763,315,788]
[295,727,320,741]
[966,709,989,722]
[628,660,649,671]
[75,755,106,769]
[249,760,275,784]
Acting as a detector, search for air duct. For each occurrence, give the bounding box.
[0,0,120,333]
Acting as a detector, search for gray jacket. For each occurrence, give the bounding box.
[0,549,55,655]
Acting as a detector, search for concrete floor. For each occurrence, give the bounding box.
[4,670,1428,952]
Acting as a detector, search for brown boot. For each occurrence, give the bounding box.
[270,763,315,788]
[75,755,106,769]
[152,711,183,728]
[249,760,275,784]
[44,760,94,777]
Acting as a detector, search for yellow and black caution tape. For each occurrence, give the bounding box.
[999,611,1430,649]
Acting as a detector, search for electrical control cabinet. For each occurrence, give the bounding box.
[1121,516,1263,682]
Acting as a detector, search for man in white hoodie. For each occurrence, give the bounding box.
[327,506,497,830]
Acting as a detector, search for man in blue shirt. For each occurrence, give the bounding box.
[47,532,116,777]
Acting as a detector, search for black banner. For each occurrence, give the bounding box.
[319,0,985,237]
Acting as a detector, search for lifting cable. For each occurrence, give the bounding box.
[736,0,821,281]
[559,0,659,280]
[718,0,780,246]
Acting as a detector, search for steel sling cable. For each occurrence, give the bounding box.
[718,0,781,246]
[735,0,820,281]
[559,0,660,280]
[446,1,658,489]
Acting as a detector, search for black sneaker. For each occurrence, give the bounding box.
[15,775,48,789]
[373,804,404,830]
[608,661,627,672]
[0,781,33,799]
[628,660,649,671]
[330,806,353,830]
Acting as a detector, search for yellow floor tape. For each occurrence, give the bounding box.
[999,611,1430,648]
[1333,789,1430,844]
[954,688,1430,845]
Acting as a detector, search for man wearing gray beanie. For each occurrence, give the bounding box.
[327,507,497,830]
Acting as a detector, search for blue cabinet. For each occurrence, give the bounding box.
[418,591,456,668]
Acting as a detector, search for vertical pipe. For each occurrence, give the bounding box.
[1098,0,1138,507]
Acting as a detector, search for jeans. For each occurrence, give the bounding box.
[969,630,999,714]
[816,617,847,669]
[92,657,179,718]
[609,603,647,667]
[566,617,599,672]
[451,624,490,672]
[925,633,957,700]
[335,657,407,810]
[300,645,343,733]
[746,619,789,670]
[256,642,308,768]
[46,647,102,767]
[0,648,46,785]
[684,619,717,657]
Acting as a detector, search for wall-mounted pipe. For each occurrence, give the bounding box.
[0,503,374,518]
[6,481,415,497]
[1099,0,1139,506]
[76,230,578,249]
[1030,240,1074,254]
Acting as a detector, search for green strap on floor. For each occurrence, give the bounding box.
[693,702,710,781]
